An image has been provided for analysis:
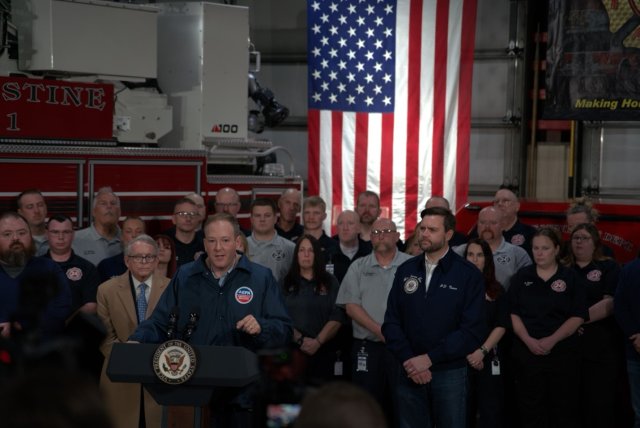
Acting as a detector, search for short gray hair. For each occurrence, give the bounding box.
[124,234,158,256]
[92,186,120,209]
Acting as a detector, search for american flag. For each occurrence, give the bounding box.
[307,0,477,238]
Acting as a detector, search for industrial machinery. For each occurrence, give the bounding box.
[0,0,300,230]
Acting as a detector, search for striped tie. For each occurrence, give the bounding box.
[136,283,148,323]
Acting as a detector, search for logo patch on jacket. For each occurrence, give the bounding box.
[495,254,511,265]
[586,269,602,282]
[403,276,420,294]
[550,280,566,293]
[66,267,83,281]
[235,286,254,304]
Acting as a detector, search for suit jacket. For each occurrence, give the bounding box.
[97,271,170,428]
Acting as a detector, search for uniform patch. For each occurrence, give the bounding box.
[271,250,285,261]
[495,255,511,265]
[66,267,83,281]
[235,286,254,304]
[511,234,525,246]
[403,276,420,294]
[551,279,567,292]
[587,269,602,282]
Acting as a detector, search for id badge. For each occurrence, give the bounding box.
[491,358,501,376]
[334,360,343,376]
[356,346,368,372]
[326,263,335,274]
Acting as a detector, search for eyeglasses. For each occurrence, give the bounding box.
[128,254,157,263]
[174,211,198,218]
[371,229,396,236]
[48,230,73,237]
[571,235,592,243]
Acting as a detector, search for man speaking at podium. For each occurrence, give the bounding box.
[130,213,292,427]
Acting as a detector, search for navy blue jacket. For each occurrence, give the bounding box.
[0,256,72,338]
[383,249,486,371]
[615,258,640,361]
[44,251,100,313]
[130,253,292,350]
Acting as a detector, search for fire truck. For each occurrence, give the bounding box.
[0,0,301,233]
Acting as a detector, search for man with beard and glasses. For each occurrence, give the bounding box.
[336,218,411,422]
[383,207,486,428]
[454,206,531,290]
[0,212,71,339]
[73,187,122,266]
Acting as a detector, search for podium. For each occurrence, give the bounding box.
[107,343,260,428]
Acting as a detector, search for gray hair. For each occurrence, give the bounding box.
[124,234,158,256]
[92,186,120,209]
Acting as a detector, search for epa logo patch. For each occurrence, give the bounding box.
[235,286,254,304]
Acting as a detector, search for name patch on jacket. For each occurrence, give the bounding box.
[235,286,254,304]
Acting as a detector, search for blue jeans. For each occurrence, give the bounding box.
[629,359,640,428]
[394,364,467,428]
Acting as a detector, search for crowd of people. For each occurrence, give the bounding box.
[0,186,639,428]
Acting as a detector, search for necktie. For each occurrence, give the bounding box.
[136,283,148,323]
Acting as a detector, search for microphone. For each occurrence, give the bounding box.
[182,307,200,343]
[166,306,180,340]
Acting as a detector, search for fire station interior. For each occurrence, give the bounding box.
[2,0,639,257]
[1,1,640,428]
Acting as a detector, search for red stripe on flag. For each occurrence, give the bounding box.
[404,0,423,233]
[380,113,394,219]
[353,113,369,207]
[456,0,478,210]
[308,109,320,196]
[331,111,343,221]
[431,0,449,196]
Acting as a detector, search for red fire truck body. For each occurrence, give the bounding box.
[0,0,302,234]
[0,145,302,234]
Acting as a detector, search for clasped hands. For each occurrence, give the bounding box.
[403,354,432,384]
